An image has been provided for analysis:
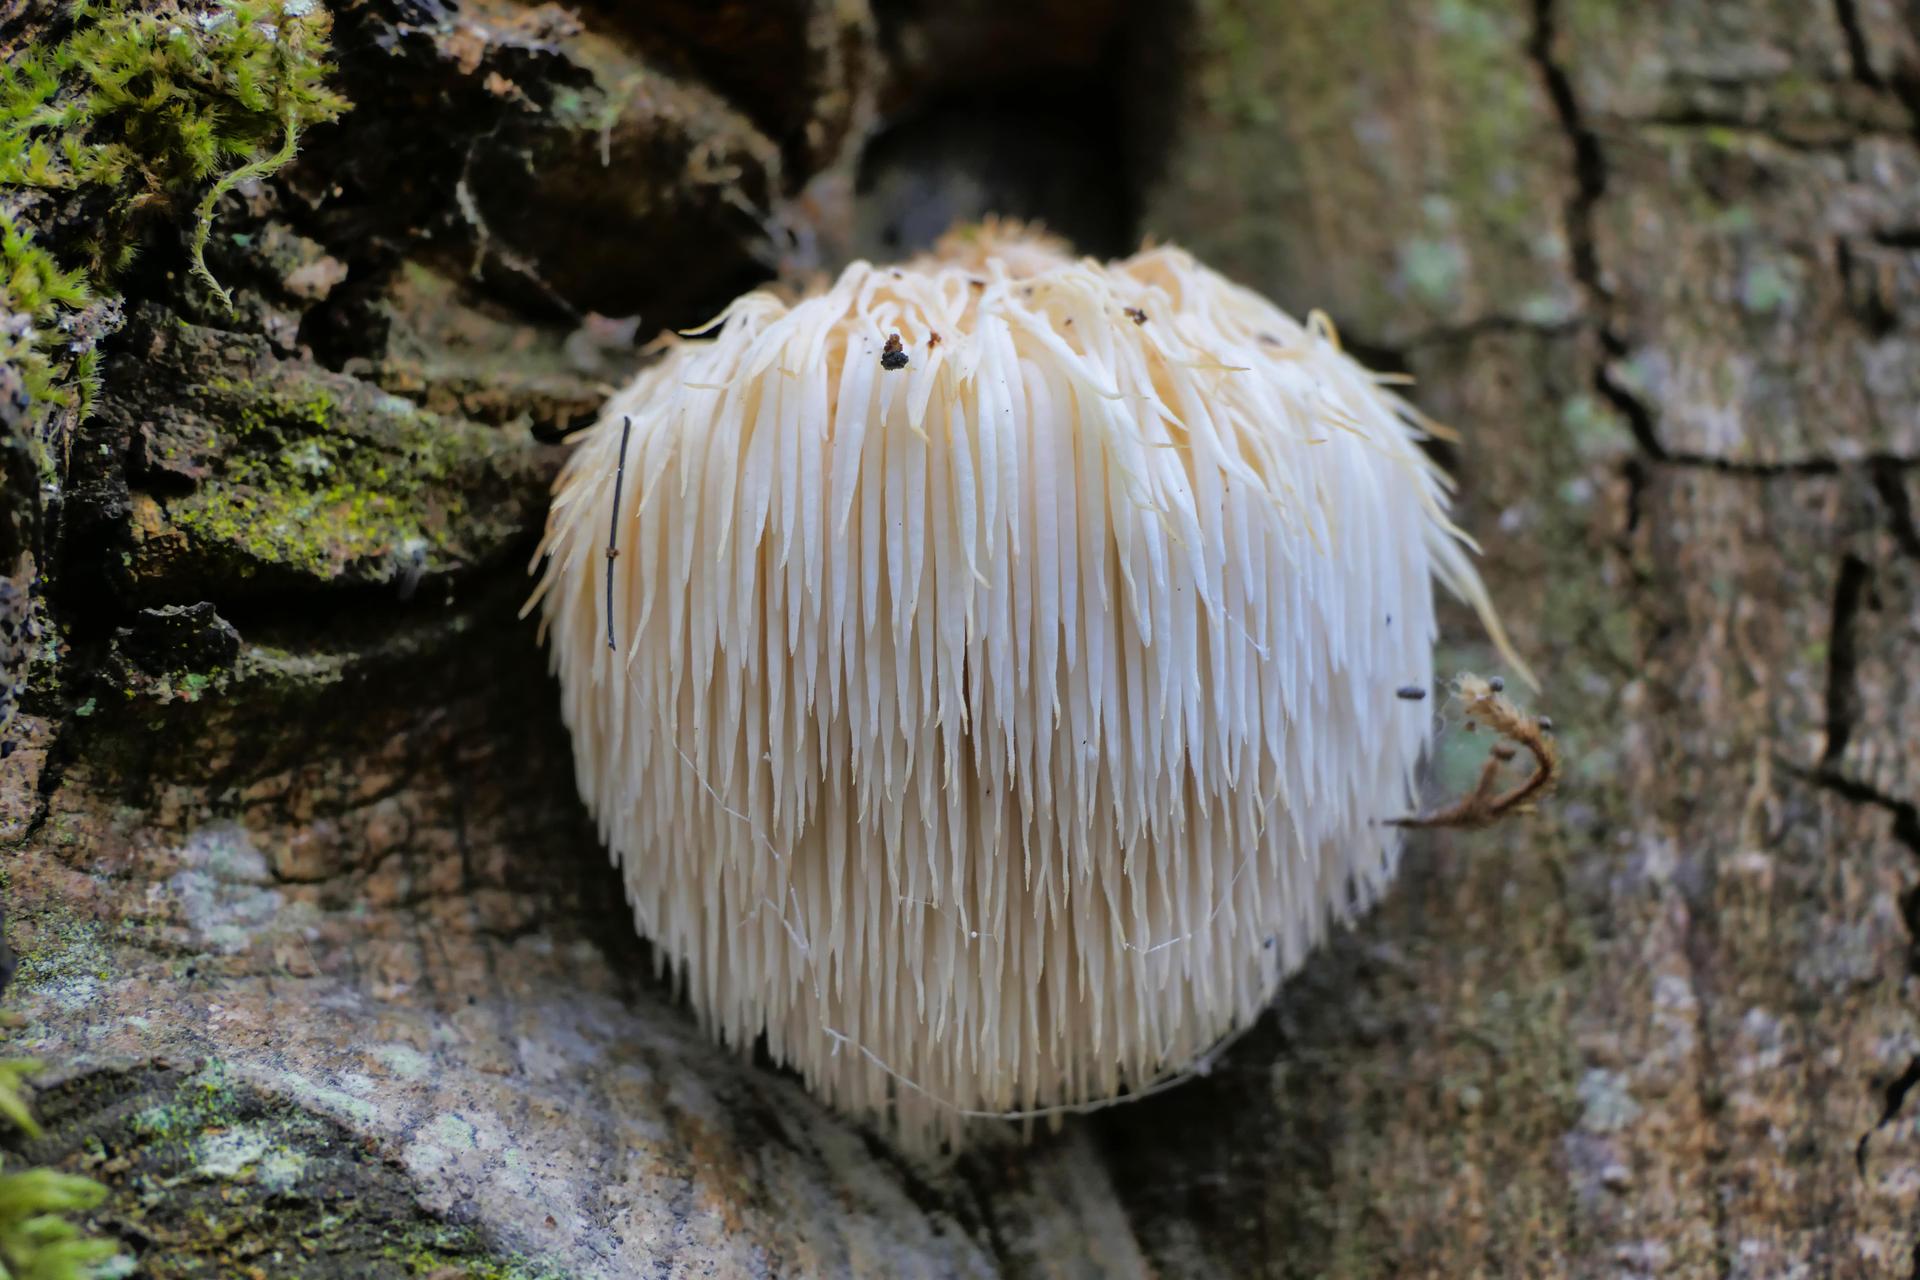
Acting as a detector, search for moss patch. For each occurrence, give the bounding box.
[0,0,347,294]
[24,1063,563,1278]
[0,213,95,418]
[1,1055,126,1280]
[0,0,349,527]
[165,383,462,585]
[104,310,552,600]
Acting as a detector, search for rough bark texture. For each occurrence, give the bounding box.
[3,1,1918,1276]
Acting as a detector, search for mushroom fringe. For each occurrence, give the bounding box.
[527,224,1524,1153]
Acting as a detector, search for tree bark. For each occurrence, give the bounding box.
[3,1,1918,1276]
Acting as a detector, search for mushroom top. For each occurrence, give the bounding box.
[529,224,1513,1153]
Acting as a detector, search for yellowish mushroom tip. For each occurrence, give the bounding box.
[529,225,1535,1153]
[925,215,1074,271]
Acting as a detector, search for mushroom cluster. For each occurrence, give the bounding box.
[529,224,1514,1152]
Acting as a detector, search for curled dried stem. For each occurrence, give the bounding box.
[1390,674,1560,830]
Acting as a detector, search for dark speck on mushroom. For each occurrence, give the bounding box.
[880,333,909,371]
[1125,307,1148,325]
[1395,686,1426,701]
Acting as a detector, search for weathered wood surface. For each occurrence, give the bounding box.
[3,1,1917,1276]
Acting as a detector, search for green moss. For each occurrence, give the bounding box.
[22,1062,561,1278]
[164,384,472,585]
[0,211,94,420]
[384,1230,569,1280]
[0,1059,44,1138]
[0,1158,122,1280]
[0,0,348,297]
[0,0,348,466]
[1,1060,126,1279]
[104,308,546,600]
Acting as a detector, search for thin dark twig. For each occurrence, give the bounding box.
[606,415,633,651]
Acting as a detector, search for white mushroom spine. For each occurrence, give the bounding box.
[527,229,1512,1152]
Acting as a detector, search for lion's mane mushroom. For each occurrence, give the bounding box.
[528,223,1519,1152]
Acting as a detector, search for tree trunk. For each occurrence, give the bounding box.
[4,1,1917,1276]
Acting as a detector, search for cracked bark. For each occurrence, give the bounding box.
[1127,0,1920,1275]
[4,1,1920,1277]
